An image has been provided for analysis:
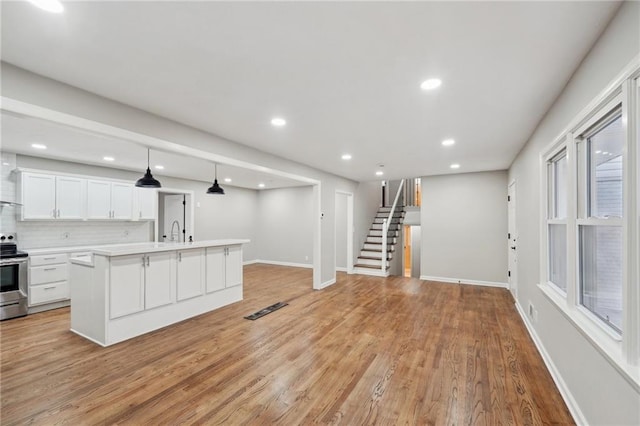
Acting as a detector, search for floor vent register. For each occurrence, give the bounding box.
[244,302,288,321]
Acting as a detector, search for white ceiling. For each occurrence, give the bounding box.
[0,112,308,190]
[0,1,621,182]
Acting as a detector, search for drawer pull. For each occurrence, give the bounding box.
[43,286,56,290]
[43,257,57,260]
[43,268,57,271]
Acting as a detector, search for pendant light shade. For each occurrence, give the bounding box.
[135,149,162,188]
[207,163,225,195]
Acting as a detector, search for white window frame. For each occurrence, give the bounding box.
[538,60,640,391]
[544,143,569,295]
[575,99,623,334]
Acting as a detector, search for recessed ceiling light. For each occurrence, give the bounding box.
[341,154,352,160]
[375,171,384,176]
[155,165,164,170]
[2,162,10,166]
[442,139,455,147]
[450,163,460,169]
[602,151,609,155]
[27,0,64,13]
[271,117,286,127]
[31,143,47,150]
[103,156,115,162]
[258,183,265,188]
[224,178,232,183]
[595,150,602,154]
[420,78,442,90]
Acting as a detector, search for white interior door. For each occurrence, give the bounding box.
[508,181,518,298]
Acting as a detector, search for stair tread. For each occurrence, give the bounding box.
[358,256,391,260]
[354,264,391,270]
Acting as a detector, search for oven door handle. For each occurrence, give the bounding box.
[0,258,29,266]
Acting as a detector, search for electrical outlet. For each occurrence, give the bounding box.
[197,202,201,208]
[305,255,309,261]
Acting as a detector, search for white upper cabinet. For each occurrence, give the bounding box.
[18,170,153,222]
[86,180,112,219]
[134,187,157,220]
[111,183,133,220]
[21,173,56,219]
[20,173,85,220]
[55,176,85,219]
[86,180,133,220]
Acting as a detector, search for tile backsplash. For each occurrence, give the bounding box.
[17,220,152,250]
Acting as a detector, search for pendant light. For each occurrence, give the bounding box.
[135,148,162,188]
[206,163,225,195]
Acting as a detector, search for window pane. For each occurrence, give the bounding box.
[555,153,568,219]
[588,115,623,218]
[579,225,622,332]
[548,224,567,291]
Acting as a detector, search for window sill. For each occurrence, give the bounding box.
[538,282,640,392]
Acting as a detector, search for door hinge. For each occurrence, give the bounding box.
[508,270,511,277]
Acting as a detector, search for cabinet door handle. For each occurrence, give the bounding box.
[178,252,182,262]
[57,209,61,217]
[139,211,142,218]
[142,255,146,266]
[147,256,150,267]
[52,209,56,218]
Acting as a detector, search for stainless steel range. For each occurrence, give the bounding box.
[0,233,28,320]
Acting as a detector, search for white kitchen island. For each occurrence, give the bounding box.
[69,239,249,346]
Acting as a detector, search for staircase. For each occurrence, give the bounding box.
[354,206,405,276]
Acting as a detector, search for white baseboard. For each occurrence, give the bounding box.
[317,278,336,289]
[420,275,507,288]
[336,266,348,272]
[253,259,313,269]
[514,301,586,426]
[243,259,259,266]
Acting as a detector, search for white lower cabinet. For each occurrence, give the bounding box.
[28,253,70,307]
[177,248,204,301]
[110,252,174,318]
[144,252,174,309]
[109,254,145,319]
[205,244,242,293]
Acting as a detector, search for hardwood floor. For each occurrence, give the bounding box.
[0,264,574,425]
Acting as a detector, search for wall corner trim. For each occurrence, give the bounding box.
[515,301,587,426]
[419,275,508,288]
[318,278,336,290]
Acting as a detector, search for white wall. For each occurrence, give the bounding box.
[255,186,314,266]
[0,63,359,286]
[420,170,508,285]
[508,2,640,424]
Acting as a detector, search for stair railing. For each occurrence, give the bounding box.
[381,179,405,273]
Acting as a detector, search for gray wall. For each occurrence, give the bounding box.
[1,63,360,286]
[255,186,313,266]
[420,170,508,284]
[354,180,380,264]
[335,192,348,270]
[508,2,640,424]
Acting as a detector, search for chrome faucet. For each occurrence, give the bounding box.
[170,220,181,242]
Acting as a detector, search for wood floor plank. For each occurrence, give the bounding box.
[0,265,574,425]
